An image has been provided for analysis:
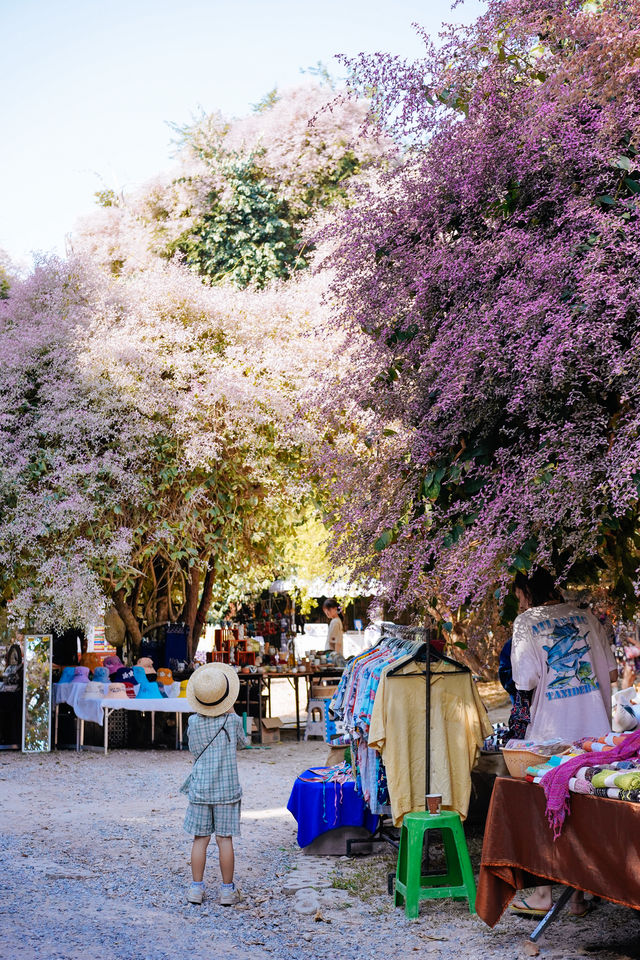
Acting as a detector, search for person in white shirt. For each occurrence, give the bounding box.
[509,568,617,919]
[323,598,344,657]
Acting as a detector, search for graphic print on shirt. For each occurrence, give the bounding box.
[532,615,599,702]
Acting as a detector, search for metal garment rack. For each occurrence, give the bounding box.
[346,622,469,858]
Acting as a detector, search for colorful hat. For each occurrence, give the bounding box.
[104,655,123,675]
[105,683,128,699]
[123,682,137,699]
[186,663,239,717]
[71,667,90,683]
[178,679,188,699]
[80,652,103,671]
[136,657,156,675]
[92,666,110,683]
[59,667,76,683]
[135,680,164,700]
[81,681,107,699]
[111,667,138,686]
[166,681,180,698]
[132,666,147,685]
[156,667,173,687]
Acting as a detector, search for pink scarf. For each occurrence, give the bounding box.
[541,730,640,838]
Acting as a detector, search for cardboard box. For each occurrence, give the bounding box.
[260,717,283,744]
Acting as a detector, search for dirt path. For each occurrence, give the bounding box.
[1,741,639,960]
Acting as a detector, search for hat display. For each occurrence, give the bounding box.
[59,667,76,683]
[92,666,110,683]
[186,664,239,717]
[71,667,90,683]
[111,667,138,686]
[105,683,128,699]
[136,657,155,675]
[123,682,137,699]
[178,679,188,699]
[156,667,173,687]
[81,681,107,699]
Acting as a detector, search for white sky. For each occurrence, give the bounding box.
[0,0,485,268]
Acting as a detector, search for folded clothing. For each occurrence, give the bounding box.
[579,733,632,752]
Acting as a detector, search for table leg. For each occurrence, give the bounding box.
[175,712,179,750]
[178,712,183,750]
[530,886,574,943]
[54,704,59,750]
[104,708,109,755]
[257,677,263,745]
[80,719,84,751]
[151,711,155,745]
[294,675,301,742]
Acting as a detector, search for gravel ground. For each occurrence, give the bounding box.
[1,739,640,960]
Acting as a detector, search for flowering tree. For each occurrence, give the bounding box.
[75,83,392,284]
[317,0,640,621]
[0,257,326,654]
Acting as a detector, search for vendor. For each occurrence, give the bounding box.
[509,568,618,920]
[323,598,344,658]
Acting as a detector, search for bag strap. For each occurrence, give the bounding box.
[194,716,229,763]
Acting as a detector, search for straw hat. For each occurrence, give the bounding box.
[156,667,173,687]
[105,683,128,699]
[186,664,239,717]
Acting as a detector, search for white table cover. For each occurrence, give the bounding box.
[55,683,192,726]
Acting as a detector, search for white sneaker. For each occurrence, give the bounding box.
[220,883,236,906]
[187,883,205,904]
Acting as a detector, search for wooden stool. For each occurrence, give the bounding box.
[394,810,476,918]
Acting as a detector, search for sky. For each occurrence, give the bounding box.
[0,0,485,268]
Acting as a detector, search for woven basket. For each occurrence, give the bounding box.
[501,747,549,779]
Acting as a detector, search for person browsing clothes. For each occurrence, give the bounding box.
[323,598,344,657]
[181,663,249,906]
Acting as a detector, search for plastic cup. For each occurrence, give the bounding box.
[426,793,442,815]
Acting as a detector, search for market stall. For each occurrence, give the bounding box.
[478,728,640,944]
[477,777,640,927]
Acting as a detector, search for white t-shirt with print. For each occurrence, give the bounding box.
[511,602,616,742]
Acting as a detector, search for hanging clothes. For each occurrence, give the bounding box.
[368,659,492,825]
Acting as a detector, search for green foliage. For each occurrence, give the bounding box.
[170,158,304,288]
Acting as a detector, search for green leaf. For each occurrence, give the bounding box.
[374,529,393,552]
[614,156,631,171]
[624,177,640,194]
[596,195,616,207]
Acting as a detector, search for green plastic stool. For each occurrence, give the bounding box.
[394,810,476,918]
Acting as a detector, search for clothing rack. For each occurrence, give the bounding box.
[345,622,470,857]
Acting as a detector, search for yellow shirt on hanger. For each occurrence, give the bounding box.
[368,659,492,825]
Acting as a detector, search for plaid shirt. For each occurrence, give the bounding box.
[180,712,249,804]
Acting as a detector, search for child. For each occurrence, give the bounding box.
[181,662,249,905]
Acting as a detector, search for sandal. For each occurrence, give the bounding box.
[569,902,595,919]
[509,897,550,918]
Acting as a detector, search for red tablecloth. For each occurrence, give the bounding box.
[477,777,640,927]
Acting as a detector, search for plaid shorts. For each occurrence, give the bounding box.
[183,800,241,837]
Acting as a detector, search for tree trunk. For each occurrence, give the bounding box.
[113,588,143,656]
[183,566,202,660]
[192,566,216,654]
[153,556,169,623]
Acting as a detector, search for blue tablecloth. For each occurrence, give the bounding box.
[287,767,379,847]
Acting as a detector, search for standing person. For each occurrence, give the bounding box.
[323,598,344,657]
[509,569,617,919]
[181,663,249,906]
